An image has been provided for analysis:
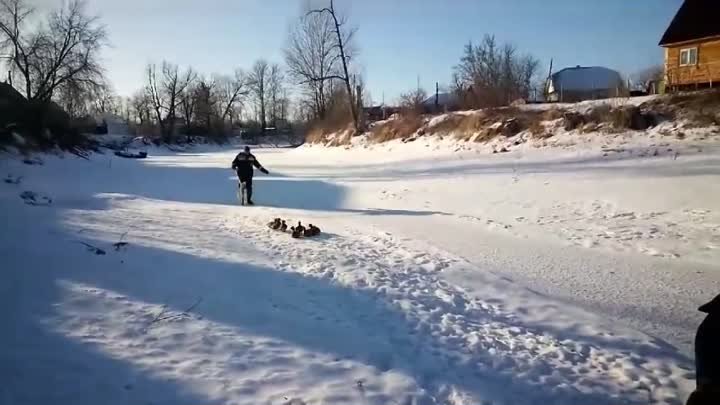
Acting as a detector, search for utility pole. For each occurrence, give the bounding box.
[435,82,439,112]
[356,83,363,130]
[382,92,385,119]
[546,58,554,101]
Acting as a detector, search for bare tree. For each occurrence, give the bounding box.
[56,78,89,118]
[267,64,285,127]
[0,0,107,102]
[162,62,196,141]
[130,90,151,125]
[193,76,216,132]
[249,59,270,132]
[57,78,115,117]
[278,90,290,125]
[120,96,131,124]
[399,87,428,114]
[284,10,338,120]
[517,54,541,101]
[453,35,540,108]
[179,82,197,129]
[127,90,154,135]
[145,63,165,135]
[307,0,360,132]
[216,68,249,126]
[145,61,196,140]
[91,81,116,115]
[632,65,664,91]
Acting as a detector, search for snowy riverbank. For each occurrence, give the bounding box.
[2,139,718,404]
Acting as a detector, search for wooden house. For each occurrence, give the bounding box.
[660,0,720,90]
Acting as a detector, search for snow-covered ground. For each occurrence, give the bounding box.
[518,95,661,113]
[2,137,719,405]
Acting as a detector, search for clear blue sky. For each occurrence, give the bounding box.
[44,0,682,104]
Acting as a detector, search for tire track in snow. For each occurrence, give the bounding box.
[221,216,692,405]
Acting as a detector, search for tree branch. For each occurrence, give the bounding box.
[298,74,345,85]
[306,7,332,17]
[146,297,203,330]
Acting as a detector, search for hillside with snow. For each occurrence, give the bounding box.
[2,119,719,404]
[308,93,720,160]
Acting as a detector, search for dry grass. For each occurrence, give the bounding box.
[643,90,720,128]
[305,113,355,145]
[429,112,489,141]
[368,113,424,143]
[588,105,631,130]
[609,108,637,129]
[583,105,651,131]
[542,108,565,121]
[689,112,720,127]
[673,91,720,127]
[428,114,465,135]
[528,119,545,136]
[307,91,720,147]
[429,107,550,142]
[587,105,612,124]
[667,90,720,109]
[308,103,563,146]
[581,122,600,133]
[305,128,332,144]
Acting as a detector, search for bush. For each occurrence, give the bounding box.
[616,107,650,130]
[587,105,612,124]
[563,112,585,131]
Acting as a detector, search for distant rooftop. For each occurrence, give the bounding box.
[550,66,623,91]
[422,92,458,107]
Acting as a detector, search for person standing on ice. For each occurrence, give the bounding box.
[231,146,269,205]
[687,293,720,405]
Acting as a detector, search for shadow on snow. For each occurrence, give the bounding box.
[1,150,694,405]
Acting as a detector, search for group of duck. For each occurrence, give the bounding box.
[267,218,322,239]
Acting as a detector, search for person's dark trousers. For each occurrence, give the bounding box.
[686,386,720,404]
[239,177,253,203]
[688,295,720,405]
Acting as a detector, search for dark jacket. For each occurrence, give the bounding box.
[231,151,267,180]
[696,294,720,386]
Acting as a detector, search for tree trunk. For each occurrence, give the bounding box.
[25,79,31,101]
[165,93,176,142]
[271,92,277,127]
[260,83,266,134]
[154,107,165,138]
[328,0,359,133]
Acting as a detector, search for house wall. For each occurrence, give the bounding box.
[665,38,720,87]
